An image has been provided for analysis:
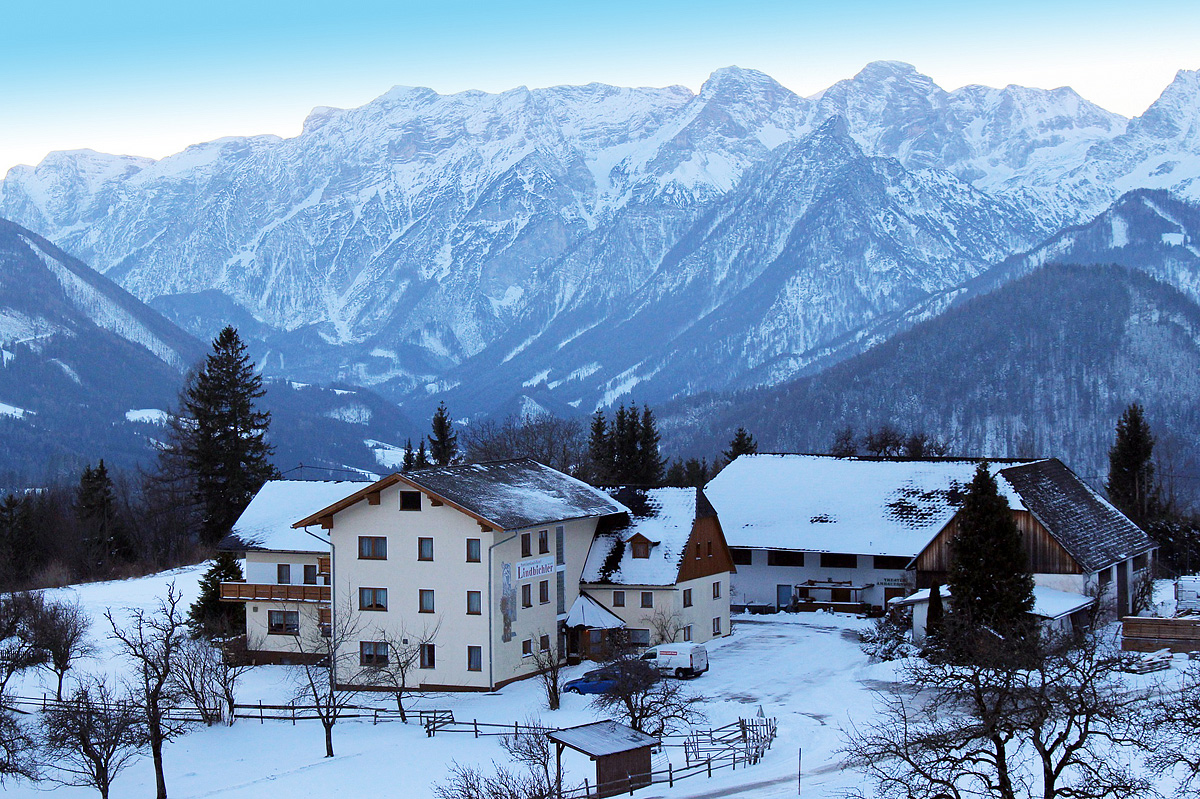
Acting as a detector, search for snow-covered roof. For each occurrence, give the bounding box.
[704,454,1033,557]
[564,593,627,629]
[997,459,1157,571]
[229,480,371,553]
[547,720,659,756]
[893,585,1095,620]
[580,487,701,586]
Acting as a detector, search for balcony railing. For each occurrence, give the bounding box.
[219,582,331,603]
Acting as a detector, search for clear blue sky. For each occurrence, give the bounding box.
[3,0,1197,172]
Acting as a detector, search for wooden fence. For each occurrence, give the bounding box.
[5,694,211,723]
[1121,616,1200,653]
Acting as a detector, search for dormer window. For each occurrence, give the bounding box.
[632,539,650,559]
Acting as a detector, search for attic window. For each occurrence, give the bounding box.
[632,540,650,559]
[400,491,422,511]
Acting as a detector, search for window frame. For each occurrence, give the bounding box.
[712,580,721,599]
[467,645,482,672]
[712,617,722,636]
[612,590,625,607]
[640,591,653,609]
[419,643,435,669]
[521,533,532,558]
[419,589,435,613]
[303,564,317,585]
[521,583,532,608]
[418,537,434,562]
[400,491,422,511]
[682,625,692,642]
[277,564,291,585]
[466,590,482,615]
[521,638,533,657]
[539,634,551,652]
[466,538,481,563]
[632,539,650,559]
[359,587,388,611]
[539,579,550,605]
[267,610,299,635]
[538,529,549,555]
[683,588,693,608]
[358,536,387,560]
[360,641,388,666]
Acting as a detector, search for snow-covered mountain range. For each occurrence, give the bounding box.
[2,62,1199,421]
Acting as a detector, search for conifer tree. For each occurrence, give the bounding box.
[401,439,416,472]
[77,460,130,570]
[1106,402,1158,528]
[684,458,709,489]
[0,494,35,589]
[415,439,431,470]
[429,402,458,466]
[187,552,246,638]
[175,326,278,546]
[666,459,686,487]
[947,463,1034,633]
[926,582,944,642]
[636,405,665,485]
[587,411,614,484]
[723,427,758,463]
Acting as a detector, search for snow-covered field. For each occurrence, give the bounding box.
[7,567,1184,798]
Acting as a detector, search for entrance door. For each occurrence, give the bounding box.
[777,584,792,609]
[1117,560,1130,616]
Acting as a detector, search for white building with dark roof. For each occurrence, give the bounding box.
[575,487,735,657]
[292,459,628,691]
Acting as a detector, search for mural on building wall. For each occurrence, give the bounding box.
[501,562,516,642]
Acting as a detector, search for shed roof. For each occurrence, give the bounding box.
[580,487,701,586]
[704,454,1033,557]
[226,480,370,553]
[294,459,627,531]
[547,720,659,757]
[893,585,1095,621]
[997,459,1158,572]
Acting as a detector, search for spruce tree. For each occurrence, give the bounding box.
[1106,403,1158,528]
[612,405,638,482]
[636,405,665,485]
[0,494,35,589]
[666,459,686,487]
[415,439,431,469]
[587,411,613,484]
[684,458,709,488]
[429,402,458,466]
[176,326,278,546]
[926,582,944,642]
[947,463,1034,633]
[187,551,246,638]
[402,439,416,472]
[723,427,758,463]
[77,460,130,570]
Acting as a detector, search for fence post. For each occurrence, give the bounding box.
[707,758,712,778]
[292,702,296,726]
[259,700,264,724]
[669,763,673,787]
[474,719,479,738]
[584,778,589,798]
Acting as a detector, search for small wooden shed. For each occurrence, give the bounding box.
[547,720,659,798]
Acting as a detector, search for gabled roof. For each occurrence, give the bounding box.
[998,459,1157,572]
[227,480,371,553]
[581,487,700,586]
[293,459,627,532]
[704,454,1034,557]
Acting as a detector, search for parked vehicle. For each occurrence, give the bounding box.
[563,660,658,694]
[639,643,709,678]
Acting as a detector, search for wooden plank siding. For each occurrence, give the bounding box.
[1122,616,1200,653]
[677,515,737,582]
[218,582,331,603]
[914,510,1081,589]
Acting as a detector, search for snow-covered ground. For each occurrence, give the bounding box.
[6,568,1185,798]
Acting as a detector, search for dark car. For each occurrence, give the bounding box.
[563,660,658,694]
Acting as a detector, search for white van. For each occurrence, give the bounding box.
[640,643,709,678]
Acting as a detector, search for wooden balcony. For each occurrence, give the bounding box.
[219,582,331,603]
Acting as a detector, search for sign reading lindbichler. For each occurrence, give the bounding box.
[516,556,555,582]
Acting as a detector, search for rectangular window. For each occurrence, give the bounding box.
[522,639,533,657]
[359,536,387,559]
[466,538,481,562]
[359,587,387,611]
[418,537,434,561]
[612,590,625,607]
[767,551,805,567]
[521,533,532,557]
[632,540,650,559]
[557,571,565,615]
[712,617,722,636]
[267,610,299,635]
[629,629,651,646]
[820,553,858,569]
[730,548,753,566]
[521,584,532,608]
[873,555,910,570]
[641,591,653,609]
[467,590,481,615]
[707,541,713,557]
[277,564,291,584]
[467,646,482,672]
[303,564,317,585]
[419,643,435,669]
[695,542,702,559]
[1099,568,1112,586]
[419,589,435,613]
[683,588,693,608]
[712,581,721,599]
[539,634,550,652]
[538,529,549,554]
[360,641,388,666]
[400,491,422,511]
[682,625,692,642]
[539,580,550,605]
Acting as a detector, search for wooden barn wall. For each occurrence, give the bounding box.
[677,515,737,582]
[914,510,1081,587]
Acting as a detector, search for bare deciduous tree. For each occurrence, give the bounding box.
[170,637,227,725]
[1145,660,1200,794]
[0,592,48,695]
[106,582,190,799]
[644,608,684,645]
[0,700,37,786]
[31,597,94,700]
[362,621,439,721]
[434,715,574,799]
[39,677,148,799]
[462,414,586,474]
[527,632,564,711]
[291,594,370,757]
[842,632,1151,799]
[590,657,705,737]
